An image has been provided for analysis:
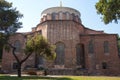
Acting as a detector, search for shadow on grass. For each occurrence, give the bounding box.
[0,76,73,80]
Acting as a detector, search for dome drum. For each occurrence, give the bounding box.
[40,7,81,23]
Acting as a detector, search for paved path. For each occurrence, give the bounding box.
[9,74,63,77]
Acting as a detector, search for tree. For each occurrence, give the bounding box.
[0,0,23,60]
[0,0,23,32]
[25,34,56,61]
[8,34,56,77]
[95,0,120,24]
[0,0,55,77]
[0,0,23,77]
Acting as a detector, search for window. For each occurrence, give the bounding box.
[78,18,81,23]
[76,44,85,68]
[13,62,18,69]
[59,12,63,20]
[55,42,65,65]
[72,13,75,21]
[88,40,94,53]
[66,12,70,20]
[76,44,81,65]
[102,62,107,69]
[52,13,56,20]
[14,40,21,52]
[37,55,44,68]
[104,41,109,53]
[37,30,42,35]
[38,56,44,65]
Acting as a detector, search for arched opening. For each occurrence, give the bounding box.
[52,12,56,20]
[14,40,21,52]
[88,40,94,54]
[36,55,44,68]
[76,44,85,68]
[55,42,65,65]
[59,12,63,20]
[65,12,70,20]
[104,41,109,53]
[72,13,76,21]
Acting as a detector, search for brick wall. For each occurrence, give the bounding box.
[1,20,120,76]
[80,34,120,75]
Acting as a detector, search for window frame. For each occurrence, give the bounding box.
[52,12,56,20]
[14,40,21,52]
[55,42,65,65]
[104,41,109,53]
[88,40,94,54]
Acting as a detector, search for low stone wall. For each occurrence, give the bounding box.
[46,68,88,75]
[24,68,45,75]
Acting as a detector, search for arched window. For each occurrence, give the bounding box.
[88,40,94,53]
[55,42,65,65]
[72,13,75,21]
[104,41,109,53]
[66,12,70,20]
[14,40,21,52]
[76,44,85,68]
[52,12,56,20]
[76,44,81,65]
[38,56,44,65]
[59,12,63,20]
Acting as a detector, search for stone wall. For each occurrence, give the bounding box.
[1,33,26,73]
[80,34,120,76]
[45,20,82,69]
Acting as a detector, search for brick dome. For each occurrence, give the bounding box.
[40,7,81,23]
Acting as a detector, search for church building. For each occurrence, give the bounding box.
[1,5,120,75]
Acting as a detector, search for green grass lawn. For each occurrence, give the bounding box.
[0,75,120,80]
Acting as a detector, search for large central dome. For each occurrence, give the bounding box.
[40,7,81,23]
[41,7,80,17]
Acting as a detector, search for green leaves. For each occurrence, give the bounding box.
[0,0,23,60]
[25,34,56,60]
[0,0,12,9]
[24,36,35,54]
[96,0,120,24]
[0,0,23,34]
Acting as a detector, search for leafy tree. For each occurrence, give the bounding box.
[0,0,55,78]
[0,0,23,60]
[95,0,120,24]
[25,34,56,61]
[0,0,23,77]
[0,0,23,32]
[8,34,56,77]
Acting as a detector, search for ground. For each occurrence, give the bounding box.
[0,74,120,80]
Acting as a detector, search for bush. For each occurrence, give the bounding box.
[37,66,45,71]
[27,71,37,75]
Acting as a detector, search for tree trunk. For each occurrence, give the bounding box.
[8,42,33,77]
[17,63,21,77]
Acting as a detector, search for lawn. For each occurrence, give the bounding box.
[0,75,120,80]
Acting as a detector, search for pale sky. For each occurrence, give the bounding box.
[6,0,120,35]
